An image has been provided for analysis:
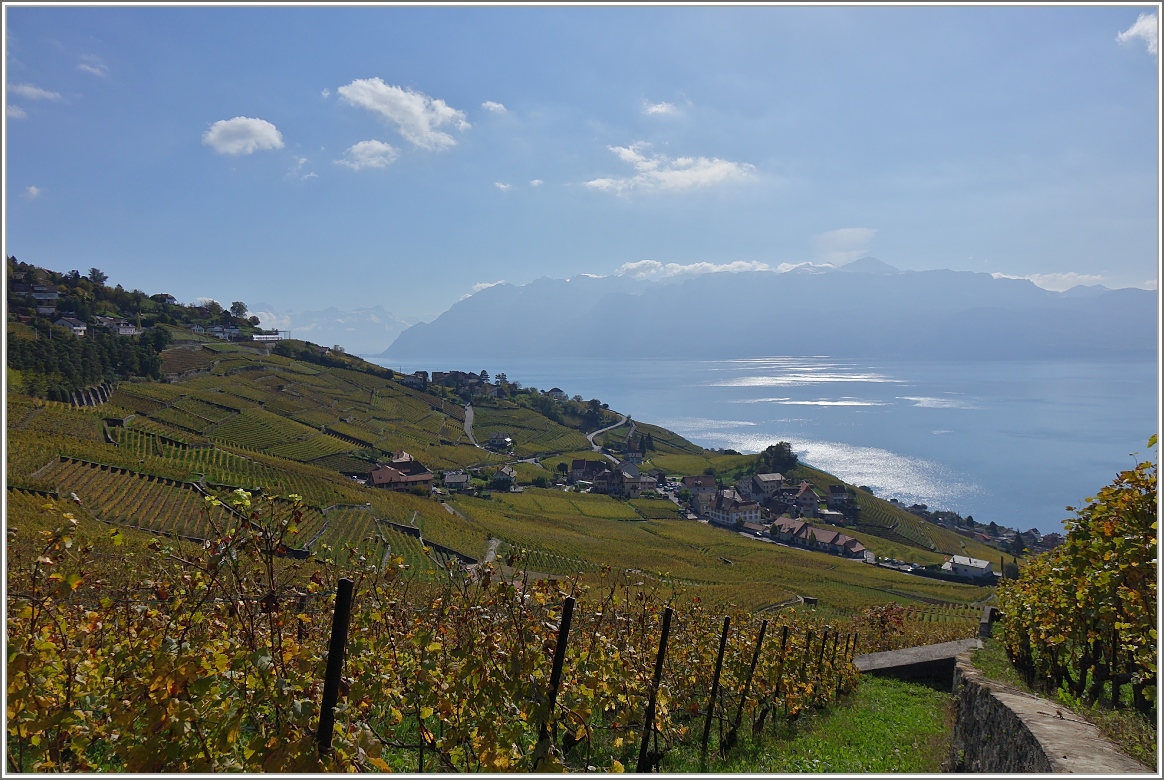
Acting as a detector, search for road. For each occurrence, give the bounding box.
[463,403,479,447]
[586,413,628,464]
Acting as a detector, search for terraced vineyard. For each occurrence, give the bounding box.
[7,336,1005,618]
[472,404,590,456]
[33,458,231,540]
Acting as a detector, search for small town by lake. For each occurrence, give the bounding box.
[369,355,1158,536]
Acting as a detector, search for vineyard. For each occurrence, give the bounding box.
[998,442,1157,718]
[6,491,980,773]
[472,404,591,457]
[30,458,234,541]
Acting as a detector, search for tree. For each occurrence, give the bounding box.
[479,370,490,383]
[204,300,224,317]
[758,442,798,474]
[230,301,248,319]
[88,268,108,286]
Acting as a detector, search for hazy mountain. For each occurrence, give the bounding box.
[379,261,1157,362]
[249,304,414,355]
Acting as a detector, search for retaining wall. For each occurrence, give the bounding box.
[949,651,1152,774]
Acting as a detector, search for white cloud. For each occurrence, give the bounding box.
[1117,12,1158,55]
[23,186,41,199]
[991,271,1106,292]
[337,77,469,150]
[7,105,27,119]
[472,280,506,292]
[335,139,399,170]
[482,100,507,113]
[321,88,331,98]
[616,259,772,280]
[530,179,543,187]
[494,182,511,191]
[78,55,108,77]
[586,142,754,194]
[643,100,678,116]
[288,156,318,180]
[814,227,878,266]
[202,116,284,155]
[9,83,61,101]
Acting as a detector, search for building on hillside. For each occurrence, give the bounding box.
[591,467,654,499]
[817,508,847,526]
[53,317,87,336]
[442,471,471,492]
[488,431,514,451]
[369,454,434,492]
[570,459,607,484]
[794,481,822,517]
[398,371,428,389]
[770,516,867,559]
[546,387,568,401]
[943,555,995,581]
[708,489,762,527]
[751,472,784,499]
[622,448,644,465]
[827,485,851,508]
[491,465,518,491]
[682,474,717,498]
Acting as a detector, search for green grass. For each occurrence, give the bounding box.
[661,675,954,773]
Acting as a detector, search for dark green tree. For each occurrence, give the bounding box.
[87,267,108,286]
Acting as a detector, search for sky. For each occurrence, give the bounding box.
[4,5,1160,323]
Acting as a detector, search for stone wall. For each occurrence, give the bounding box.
[950,651,1152,774]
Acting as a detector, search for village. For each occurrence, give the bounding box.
[356,368,1033,587]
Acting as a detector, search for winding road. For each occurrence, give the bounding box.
[586,413,629,464]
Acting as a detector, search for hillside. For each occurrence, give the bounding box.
[6,333,1005,616]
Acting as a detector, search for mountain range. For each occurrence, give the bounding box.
[378,259,1157,362]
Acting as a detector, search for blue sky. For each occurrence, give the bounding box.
[4,5,1160,322]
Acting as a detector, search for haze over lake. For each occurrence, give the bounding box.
[370,354,1157,536]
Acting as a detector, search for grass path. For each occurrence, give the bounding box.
[661,675,954,773]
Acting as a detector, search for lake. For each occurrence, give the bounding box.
[369,355,1158,536]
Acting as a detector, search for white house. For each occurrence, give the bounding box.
[943,555,995,580]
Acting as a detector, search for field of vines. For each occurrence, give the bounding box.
[159,346,216,375]
[998,442,1157,717]
[211,408,323,450]
[630,498,684,519]
[472,405,591,457]
[8,493,901,773]
[31,458,232,540]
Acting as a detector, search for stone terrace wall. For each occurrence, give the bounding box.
[950,651,1152,774]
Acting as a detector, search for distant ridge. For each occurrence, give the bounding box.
[380,262,1157,362]
[837,256,902,275]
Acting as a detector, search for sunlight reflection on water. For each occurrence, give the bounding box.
[656,419,982,508]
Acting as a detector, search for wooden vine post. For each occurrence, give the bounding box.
[538,596,576,744]
[636,606,674,773]
[700,616,731,767]
[723,619,767,756]
[317,578,354,758]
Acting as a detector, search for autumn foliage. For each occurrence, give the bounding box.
[998,436,1157,716]
[7,489,974,772]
